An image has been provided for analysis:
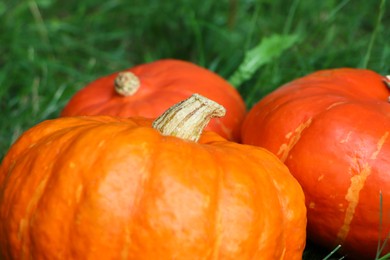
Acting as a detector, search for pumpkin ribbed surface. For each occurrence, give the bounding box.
[241,68,390,259]
[0,115,306,259]
[60,59,246,141]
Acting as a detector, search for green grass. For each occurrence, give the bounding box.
[1,0,389,258]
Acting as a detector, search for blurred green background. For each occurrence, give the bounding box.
[1,0,389,258]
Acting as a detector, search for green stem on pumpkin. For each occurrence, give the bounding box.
[114,71,141,96]
[152,94,226,142]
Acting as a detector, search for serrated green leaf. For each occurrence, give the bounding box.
[229,34,300,88]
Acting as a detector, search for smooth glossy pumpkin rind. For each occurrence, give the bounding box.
[241,68,390,259]
[61,59,246,141]
[0,116,306,259]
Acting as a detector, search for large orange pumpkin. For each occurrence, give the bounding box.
[0,94,306,259]
[61,59,246,141]
[241,68,390,259]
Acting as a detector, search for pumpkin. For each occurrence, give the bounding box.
[241,68,390,259]
[0,94,306,259]
[61,59,246,141]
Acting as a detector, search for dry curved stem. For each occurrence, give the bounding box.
[153,94,226,142]
[114,71,140,96]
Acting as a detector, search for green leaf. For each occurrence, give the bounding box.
[228,34,300,88]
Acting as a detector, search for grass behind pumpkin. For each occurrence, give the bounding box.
[1,0,389,258]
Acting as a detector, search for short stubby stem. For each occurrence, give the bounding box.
[384,75,390,89]
[152,94,226,142]
[114,71,141,96]
[384,76,390,102]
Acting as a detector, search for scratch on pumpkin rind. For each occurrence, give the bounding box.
[337,132,388,243]
[326,101,347,111]
[277,118,312,162]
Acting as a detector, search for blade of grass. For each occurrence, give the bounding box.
[376,191,385,259]
[361,0,386,68]
[28,0,54,57]
[282,0,301,34]
[375,191,390,259]
[189,11,206,67]
[243,2,261,50]
[322,244,342,260]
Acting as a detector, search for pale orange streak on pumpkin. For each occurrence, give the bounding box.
[75,184,83,203]
[336,163,371,243]
[337,132,388,243]
[370,132,388,160]
[120,225,131,260]
[340,131,352,144]
[17,175,50,259]
[277,118,312,162]
[210,173,223,260]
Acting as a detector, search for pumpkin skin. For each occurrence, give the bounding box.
[0,113,306,259]
[241,68,390,259]
[60,59,246,141]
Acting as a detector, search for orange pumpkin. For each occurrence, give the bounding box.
[241,68,390,259]
[61,59,246,141]
[0,94,306,259]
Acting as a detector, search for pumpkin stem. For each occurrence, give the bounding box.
[152,94,226,142]
[384,76,390,89]
[114,72,140,96]
[384,76,390,102]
